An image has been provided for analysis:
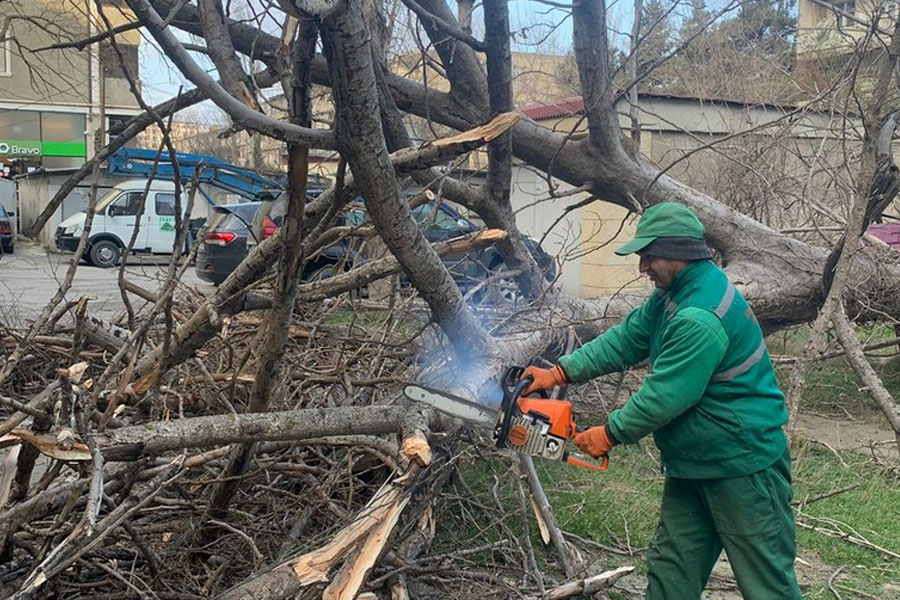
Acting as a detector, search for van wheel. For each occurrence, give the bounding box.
[89,239,121,268]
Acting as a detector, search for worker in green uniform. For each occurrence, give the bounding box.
[521,203,802,600]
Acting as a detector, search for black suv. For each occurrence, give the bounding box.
[195,201,262,285]
[248,193,556,296]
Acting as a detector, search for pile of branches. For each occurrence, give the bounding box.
[0,286,633,600]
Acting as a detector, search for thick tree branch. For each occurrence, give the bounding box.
[95,406,410,460]
[319,0,492,361]
[196,0,261,109]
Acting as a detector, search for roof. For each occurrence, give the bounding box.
[518,92,809,121]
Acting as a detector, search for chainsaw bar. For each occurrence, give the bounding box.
[403,385,498,427]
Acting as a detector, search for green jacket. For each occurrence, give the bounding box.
[559,260,787,479]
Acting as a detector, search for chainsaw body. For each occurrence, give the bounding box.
[494,367,574,461]
[495,367,607,471]
[402,366,607,472]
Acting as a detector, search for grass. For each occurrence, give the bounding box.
[774,358,900,418]
[440,443,899,598]
[428,323,900,596]
[790,443,900,599]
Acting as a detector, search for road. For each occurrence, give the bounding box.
[0,242,214,323]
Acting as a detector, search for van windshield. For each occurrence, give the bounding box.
[95,188,125,212]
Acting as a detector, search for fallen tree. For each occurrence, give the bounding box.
[3,0,900,598]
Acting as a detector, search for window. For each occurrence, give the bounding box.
[834,1,856,28]
[0,109,40,142]
[411,203,463,232]
[108,192,143,217]
[155,193,176,216]
[41,112,86,159]
[0,21,10,76]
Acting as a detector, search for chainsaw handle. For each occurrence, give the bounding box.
[504,365,550,398]
[497,367,532,449]
[566,453,609,472]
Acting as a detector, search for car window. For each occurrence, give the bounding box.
[0,204,7,217]
[155,193,176,216]
[218,213,250,233]
[234,202,261,221]
[343,208,367,227]
[108,192,143,217]
[412,203,462,232]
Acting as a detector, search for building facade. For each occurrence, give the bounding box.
[517,94,850,299]
[0,0,141,176]
[797,0,898,57]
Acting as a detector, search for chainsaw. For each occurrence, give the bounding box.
[403,366,608,472]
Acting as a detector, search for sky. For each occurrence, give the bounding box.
[136,0,765,119]
[137,0,581,114]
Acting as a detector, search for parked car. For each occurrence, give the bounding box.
[195,201,262,285]
[0,203,13,254]
[867,223,900,249]
[56,180,190,268]
[247,192,557,295]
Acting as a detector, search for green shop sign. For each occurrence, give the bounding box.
[0,139,86,158]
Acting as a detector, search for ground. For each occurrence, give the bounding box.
[2,244,898,599]
[0,241,212,322]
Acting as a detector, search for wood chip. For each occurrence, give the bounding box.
[431,112,519,147]
[2,429,90,461]
[530,497,551,545]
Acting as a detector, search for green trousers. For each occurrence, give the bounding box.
[645,449,802,600]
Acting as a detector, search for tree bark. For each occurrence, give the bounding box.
[319,0,492,361]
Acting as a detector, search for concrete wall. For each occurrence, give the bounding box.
[515,95,859,299]
[507,166,585,296]
[17,171,119,248]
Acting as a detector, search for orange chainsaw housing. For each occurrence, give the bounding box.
[515,397,577,440]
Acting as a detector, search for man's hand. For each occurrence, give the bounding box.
[520,365,567,396]
[574,425,617,459]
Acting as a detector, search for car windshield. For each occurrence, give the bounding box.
[411,203,467,231]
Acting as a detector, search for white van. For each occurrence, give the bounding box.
[55,179,189,268]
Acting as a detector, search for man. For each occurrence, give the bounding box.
[522,203,801,600]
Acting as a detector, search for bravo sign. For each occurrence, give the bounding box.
[0,141,41,156]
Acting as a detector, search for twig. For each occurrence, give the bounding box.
[208,519,264,563]
[793,483,860,508]
[827,567,844,600]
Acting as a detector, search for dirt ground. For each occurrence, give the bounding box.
[796,412,897,457]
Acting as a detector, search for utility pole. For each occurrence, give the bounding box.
[86,0,104,158]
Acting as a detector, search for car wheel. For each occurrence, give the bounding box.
[473,260,521,305]
[1,242,11,254]
[89,239,121,268]
[308,263,338,282]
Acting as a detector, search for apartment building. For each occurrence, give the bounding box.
[797,0,897,57]
[0,0,141,176]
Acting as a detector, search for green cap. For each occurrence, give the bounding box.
[615,202,706,256]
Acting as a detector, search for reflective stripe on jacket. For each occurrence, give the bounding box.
[559,260,787,478]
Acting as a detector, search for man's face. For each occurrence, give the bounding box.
[639,255,687,290]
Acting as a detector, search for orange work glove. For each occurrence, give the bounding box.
[574,425,618,459]
[520,365,567,396]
